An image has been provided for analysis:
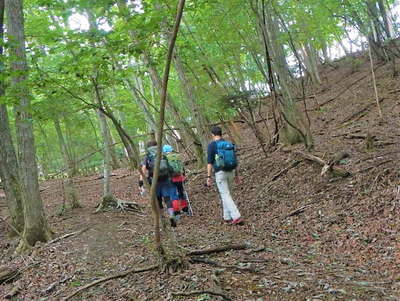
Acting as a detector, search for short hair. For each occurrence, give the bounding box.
[146,140,157,148]
[211,126,222,136]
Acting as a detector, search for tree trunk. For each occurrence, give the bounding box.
[0,0,24,235]
[54,119,81,209]
[173,53,209,159]
[0,106,25,235]
[97,108,113,200]
[252,0,312,149]
[377,0,394,39]
[117,0,205,166]
[301,43,322,85]
[105,121,120,170]
[6,0,51,252]
[263,5,309,145]
[367,0,384,43]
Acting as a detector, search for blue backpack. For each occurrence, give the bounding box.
[213,140,238,171]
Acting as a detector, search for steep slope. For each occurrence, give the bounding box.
[0,53,399,300]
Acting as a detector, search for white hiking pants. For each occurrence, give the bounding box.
[215,170,241,220]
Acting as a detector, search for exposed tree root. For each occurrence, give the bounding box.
[60,264,159,301]
[95,196,142,213]
[171,289,233,301]
[159,255,188,274]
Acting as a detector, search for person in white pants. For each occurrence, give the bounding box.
[206,126,243,225]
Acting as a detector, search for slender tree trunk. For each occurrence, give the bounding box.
[117,0,205,166]
[105,121,120,170]
[123,76,157,132]
[173,53,209,160]
[36,122,53,178]
[97,108,113,199]
[6,0,51,252]
[377,0,394,39]
[301,43,322,85]
[92,79,114,204]
[54,119,81,209]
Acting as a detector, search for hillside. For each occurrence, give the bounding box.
[1,53,400,300]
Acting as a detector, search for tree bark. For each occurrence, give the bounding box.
[0,0,24,235]
[54,119,81,209]
[93,82,114,202]
[173,53,209,160]
[259,1,312,147]
[6,0,51,252]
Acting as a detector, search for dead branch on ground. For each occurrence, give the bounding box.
[189,257,259,273]
[4,280,21,299]
[295,151,351,178]
[48,227,89,245]
[60,264,158,301]
[0,267,20,285]
[270,160,301,182]
[356,160,393,174]
[187,244,250,256]
[171,289,232,301]
[340,98,385,125]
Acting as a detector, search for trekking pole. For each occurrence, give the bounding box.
[182,181,194,216]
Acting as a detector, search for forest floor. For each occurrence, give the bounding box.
[1,52,400,301]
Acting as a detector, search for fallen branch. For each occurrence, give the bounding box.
[48,227,89,245]
[171,289,232,301]
[4,281,21,299]
[41,275,73,295]
[60,264,158,301]
[0,267,20,285]
[295,151,351,178]
[340,98,385,125]
[189,257,259,273]
[187,244,250,256]
[356,160,393,174]
[284,205,308,218]
[0,215,21,237]
[270,160,301,182]
[310,63,385,110]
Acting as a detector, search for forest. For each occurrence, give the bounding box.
[0,0,400,300]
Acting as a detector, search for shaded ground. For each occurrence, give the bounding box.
[1,52,400,300]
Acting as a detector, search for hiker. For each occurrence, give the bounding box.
[206,126,243,225]
[162,144,190,216]
[139,140,179,227]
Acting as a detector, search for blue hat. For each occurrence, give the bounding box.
[162,144,173,153]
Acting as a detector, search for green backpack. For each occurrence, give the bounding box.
[147,146,170,178]
[165,152,184,176]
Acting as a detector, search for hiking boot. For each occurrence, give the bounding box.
[170,217,177,228]
[231,218,244,225]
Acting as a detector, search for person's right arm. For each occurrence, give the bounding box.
[206,142,214,186]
